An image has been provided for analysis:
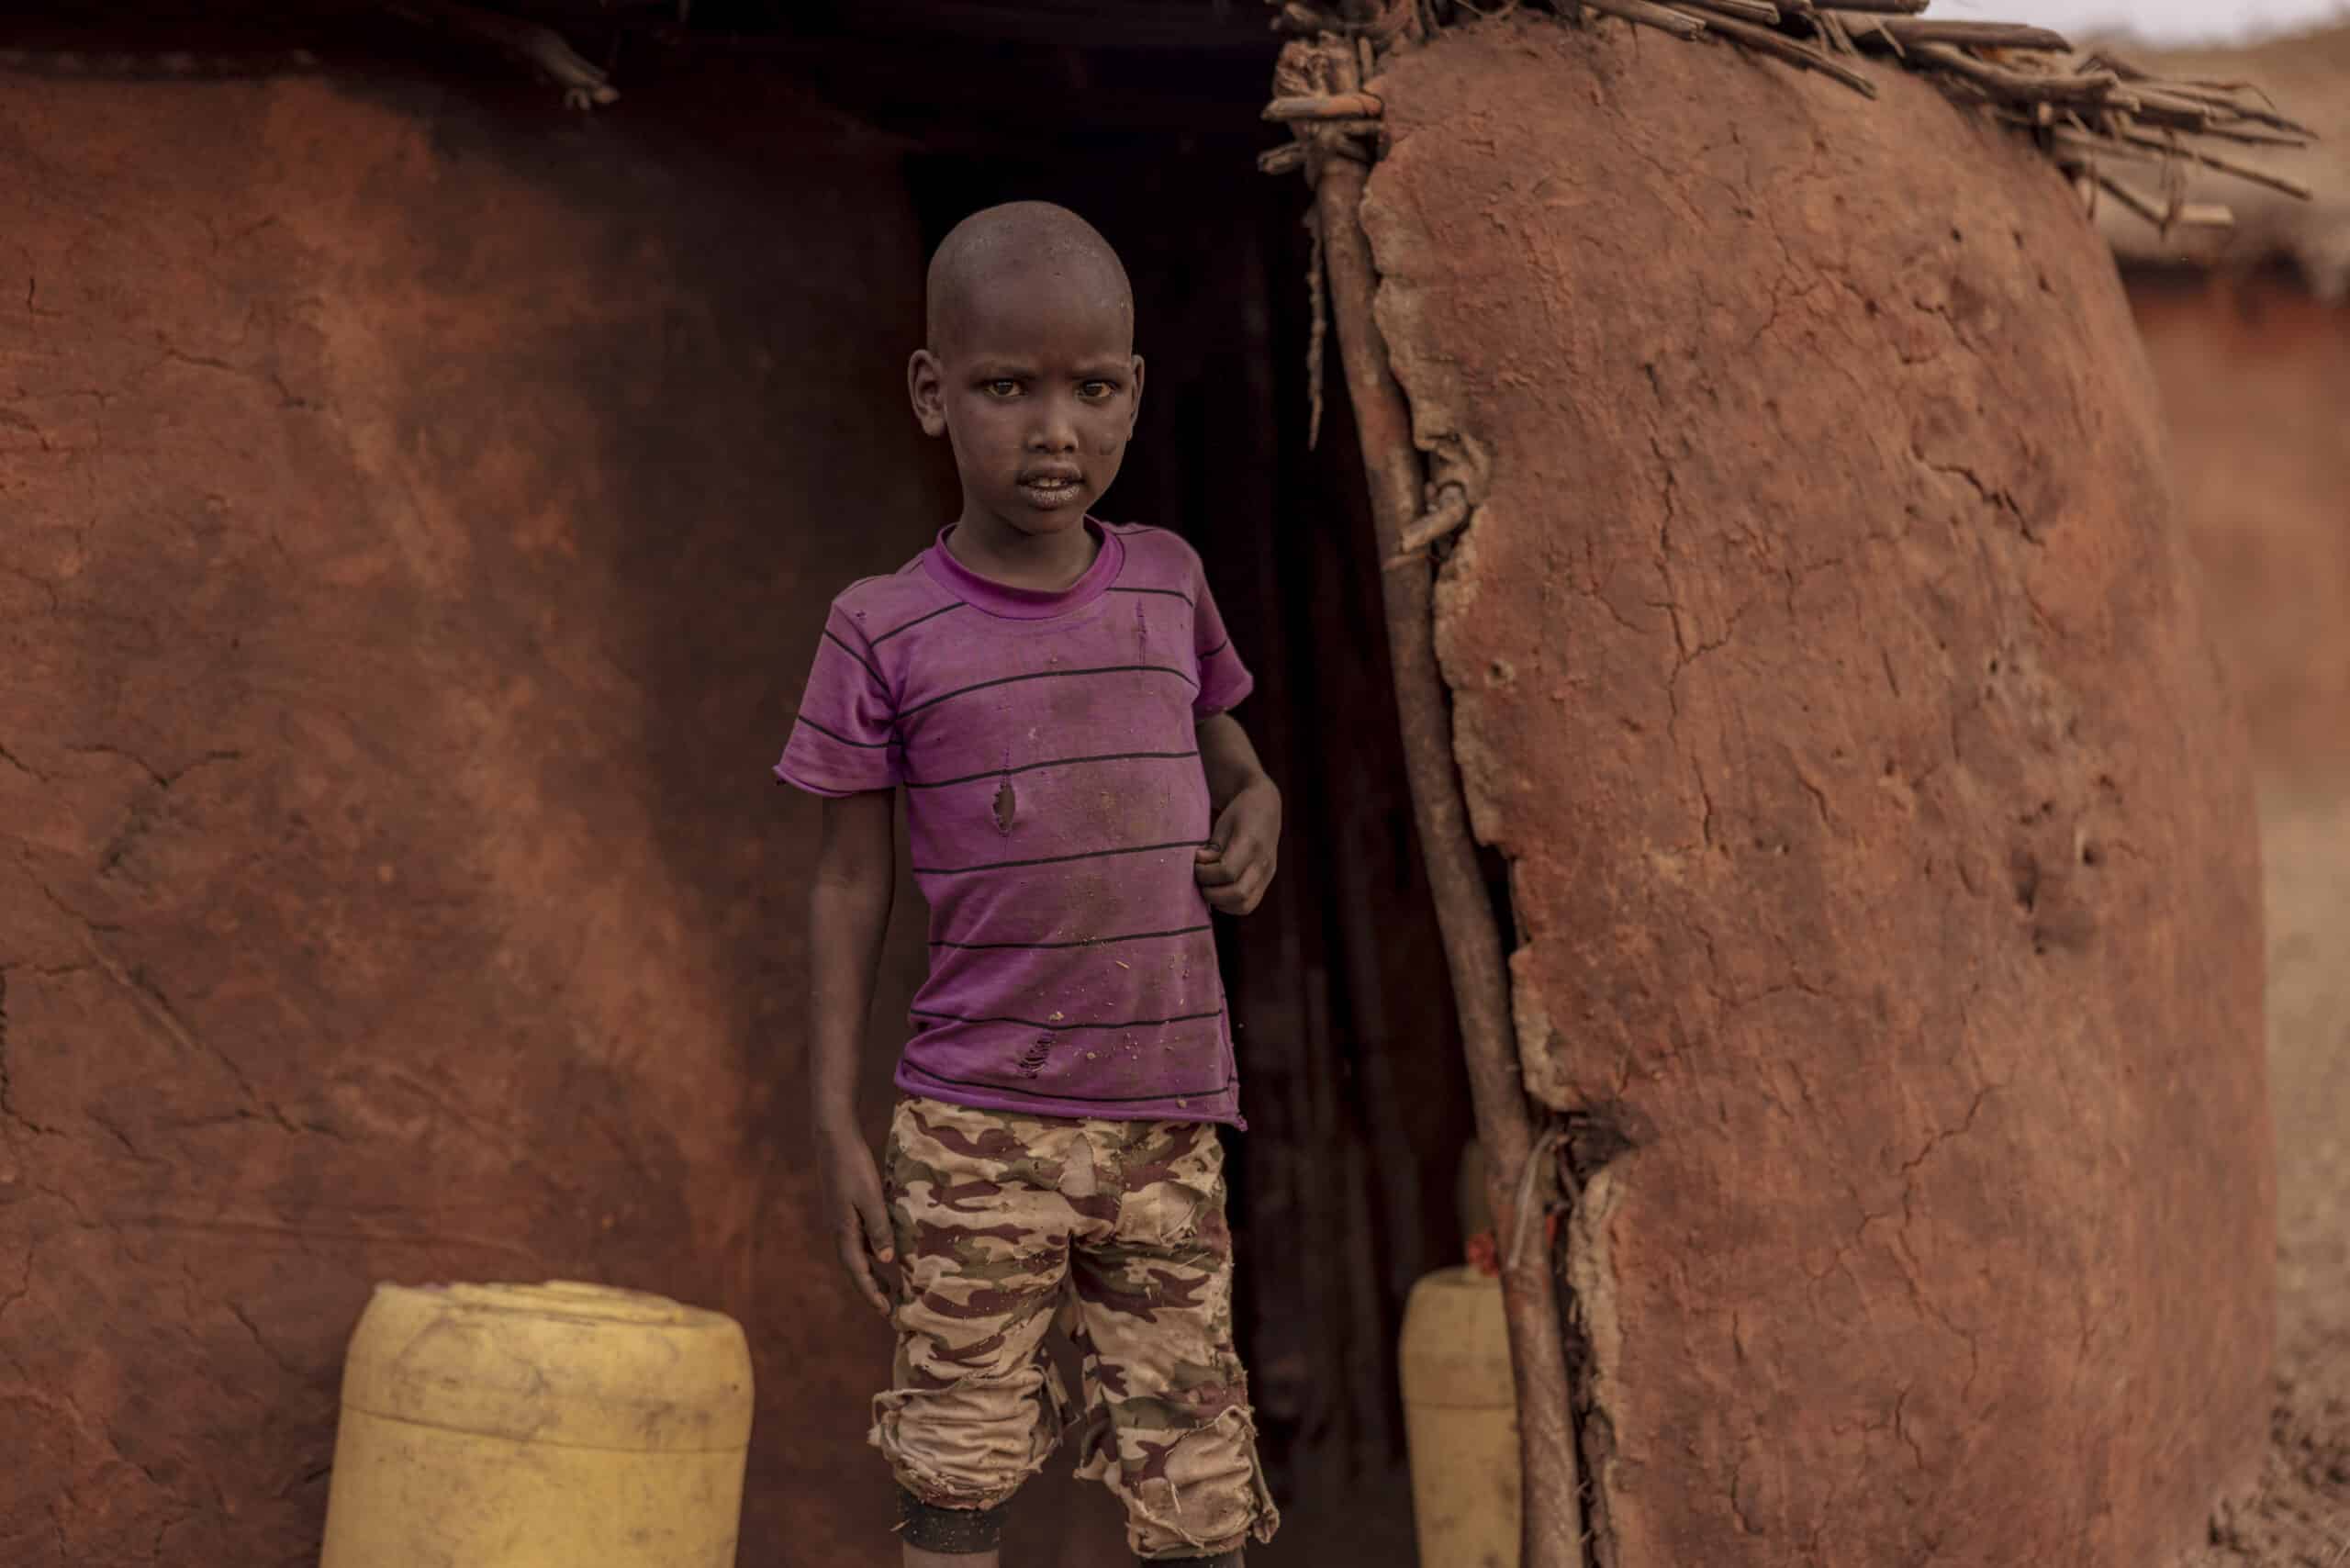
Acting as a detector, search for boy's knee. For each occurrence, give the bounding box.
[871,1365,1073,1515]
[1082,1403,1280,1559]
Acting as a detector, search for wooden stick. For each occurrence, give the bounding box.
[1836,17,2071,51]
[1258,140,1310,175]
[2090,173,2233,232]
[2082,54,2316,136]
[2183,122,2320,149]
[2036,125,2167,164]
[2116,131,2316,199]
[1317,148,1591,1568]
[2092,173,2171,227]
[1669,0,1780,27]
[1304,206,1328,449]
[1807,0,1926,12]
[2120,91,2216,131]
[1384,487,1474,567]
[1693,9,1878,96]
[1580,0,1708,40]
[1913,42,2119,105]
[2175,202,2238,229]
[1265,92,1385,120]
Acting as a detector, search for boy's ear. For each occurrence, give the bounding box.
[1126,353,1146,433]
[908,349,948,438]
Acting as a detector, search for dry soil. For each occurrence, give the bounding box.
[2187,784,2350,1567]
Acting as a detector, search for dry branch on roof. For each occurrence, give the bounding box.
[1262,0,2316,238]
[2087,27,2348,298]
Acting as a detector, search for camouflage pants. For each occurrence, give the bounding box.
[872,1096,1280,1560]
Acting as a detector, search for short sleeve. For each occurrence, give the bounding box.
[774,611,901,796]
[1192,560,1255,718]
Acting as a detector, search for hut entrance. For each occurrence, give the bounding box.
[895,125,1481,1558]
[757,7,1486,1541]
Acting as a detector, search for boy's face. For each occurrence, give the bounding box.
[909,270,1144,540]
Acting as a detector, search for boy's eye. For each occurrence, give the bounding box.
[982,379,1021,398]
[1079,380,1117,400]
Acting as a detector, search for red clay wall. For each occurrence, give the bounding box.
[2125,276,2350,781]
[0,63,945,1565]
[1367,18,2272,1567]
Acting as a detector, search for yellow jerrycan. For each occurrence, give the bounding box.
[1400,1266,1519,1568]
[1402,1140,1520,1567]
[319,1281,754,1568]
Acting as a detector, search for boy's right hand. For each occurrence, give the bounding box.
[818,1126,897,1318]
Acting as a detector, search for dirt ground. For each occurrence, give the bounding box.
[2187,783,2350,1567]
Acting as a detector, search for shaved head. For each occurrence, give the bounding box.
[925,202,1134,360]
[908,202,1145,547]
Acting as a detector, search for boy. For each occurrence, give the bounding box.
[780,201,1283,1567]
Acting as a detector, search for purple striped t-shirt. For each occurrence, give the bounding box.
[778,520,1254,1127]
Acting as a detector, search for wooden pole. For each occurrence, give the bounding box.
[1313,144,1591,1568]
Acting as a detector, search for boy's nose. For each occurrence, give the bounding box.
[1027,398,1080,453]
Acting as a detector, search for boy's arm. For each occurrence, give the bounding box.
[810,788,898,1317]
[1194,711,1281,917]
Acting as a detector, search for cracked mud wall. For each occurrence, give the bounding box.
[1363,17,2271,1568]
[0,65,945,1564]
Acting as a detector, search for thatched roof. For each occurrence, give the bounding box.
[1263,4,2318,270]
[2093,25,2349,300]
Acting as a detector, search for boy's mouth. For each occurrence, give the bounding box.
[1016,470,1085,509]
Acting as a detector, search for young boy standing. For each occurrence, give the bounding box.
[780,202,1283,1567]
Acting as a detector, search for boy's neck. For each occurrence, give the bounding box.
[944,505,1100,593]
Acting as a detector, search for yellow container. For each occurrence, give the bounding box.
[1399,1266,1519,1568]
[319,1281,754,1568]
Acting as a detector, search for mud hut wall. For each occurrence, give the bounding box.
[2122,273,2350,782]
[1360,18,2270,1568]
[0,65,946,1565]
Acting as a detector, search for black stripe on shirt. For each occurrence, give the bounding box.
[897,664,1196,723]
[795,711,900,750]
[869,600,963,645]
[912,838,1207,877]
[905,748,1201,790]
[929,924,1212,952]
[911,1005,1224,1033]
[822,627,889,689]
[1198,637,1230,661]
[901,1060,1234,1105]
[1111,586,1194,608]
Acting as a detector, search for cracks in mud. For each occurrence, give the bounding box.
[1919,449,2041,546]
[150,346,315,413]
[22,872,300,1138]
[1896,1082,2001,1182]
[0,966,70,1141]
[1853,1078,2005,1406]
[62,744,241,794]
[0,741,50,781]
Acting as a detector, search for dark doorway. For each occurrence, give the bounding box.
[896,131,1480,1551]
